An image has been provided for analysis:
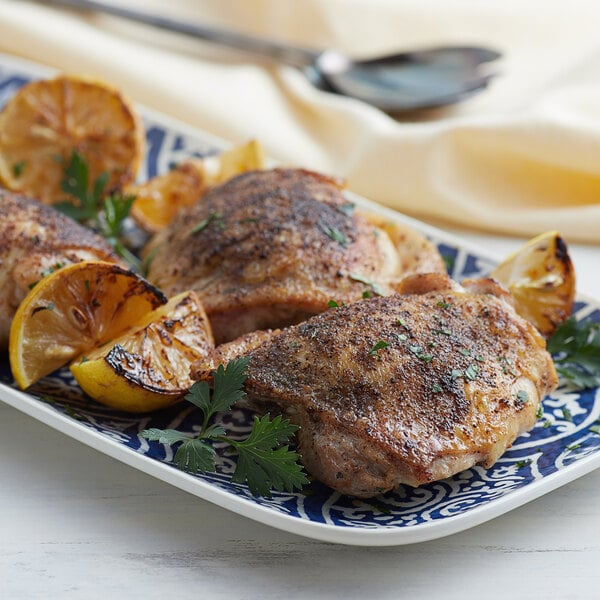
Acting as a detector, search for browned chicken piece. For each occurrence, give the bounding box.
[145,168,445,343]
[0,190,121,349]
[193,273,558,498]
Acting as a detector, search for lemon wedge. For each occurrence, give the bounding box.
[129,139,265,233]
[9,261,166,389]
[70,291,214,413]
[491,231,576,337]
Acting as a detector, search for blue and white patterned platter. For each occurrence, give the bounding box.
[1,53,599,546]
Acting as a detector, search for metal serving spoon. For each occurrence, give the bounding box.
[40,0,501,112]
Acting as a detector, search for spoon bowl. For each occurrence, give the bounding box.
[314,46,500,111]
[40,0,501,112]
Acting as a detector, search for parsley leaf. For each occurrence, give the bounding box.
[229,414,308,496]
[143,428,217,472]
[174,439,217,473]
[53,151,139,270]
[141,357,307,497]
[212,356,250,411]
[142,428,192,446]
[183,358,249,435]
[55,151,102,221]
[102,193,136,238]
[183,380,212,414]
[547,317,600,390]
[100,193,140,270]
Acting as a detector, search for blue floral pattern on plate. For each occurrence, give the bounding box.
[1,54,599,544]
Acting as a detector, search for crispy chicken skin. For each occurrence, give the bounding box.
[0,190,120,348]
[194,273,558,498]
[146,168,445,343]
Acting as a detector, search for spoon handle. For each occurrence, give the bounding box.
[40,0,320,67]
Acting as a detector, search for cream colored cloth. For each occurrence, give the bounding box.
[1,0,600,242]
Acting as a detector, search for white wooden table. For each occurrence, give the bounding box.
[1,231,599,600]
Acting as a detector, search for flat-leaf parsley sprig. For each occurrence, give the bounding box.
[547,316,600,390]
[142,357,308,497]
[54,151,140,270]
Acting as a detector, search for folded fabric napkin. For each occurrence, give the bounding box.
[1,0,599,243]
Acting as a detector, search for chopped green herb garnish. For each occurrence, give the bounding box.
[338,202,355,216]
[464,364,479,381]
[191,211,224,234]
[516,390,529,404]
[436,300,451,309]
[12,160,26,177]
[433,328,451,336]
[328,300,342,308]
[562,407,573,422]
[432,383,443,394]
[515,459,532,468]
[566,443,580,451]
[536,403,544,419]
[497,355,518,377]
[321,225,348,248]
[41,263,64,279]
[590,424,600,435]
[349,273,385,297]
[369,340,390,356]
[408,344,433,362]
[142,358,307,497]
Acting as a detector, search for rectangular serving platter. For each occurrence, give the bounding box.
[1,52,599,546]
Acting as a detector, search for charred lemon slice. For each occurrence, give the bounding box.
[0,74,144,204]
[70,291,214,413]
[491,231,576,337]
[9,261,166,389]
[129,139,265,233]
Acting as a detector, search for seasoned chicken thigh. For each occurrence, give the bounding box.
[0,190,120,348]
[194,273,558,498]
[146,168,444,343]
